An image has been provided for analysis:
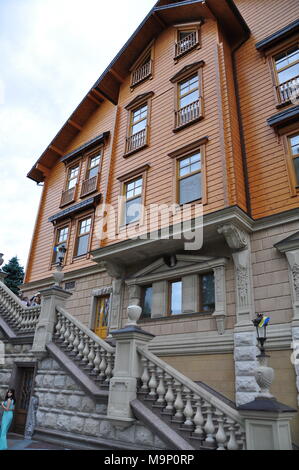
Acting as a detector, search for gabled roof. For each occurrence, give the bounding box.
[27,0,250,183]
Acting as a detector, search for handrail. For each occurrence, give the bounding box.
[137,346,243,426]
[56,305,115,353]
[0,280,41,333]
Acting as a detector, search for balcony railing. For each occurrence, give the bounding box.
[131,60,152,87]
[175,99,201,129]
[80,175,98,197]
[175,31,198,59]
[125,127,148,154]
[60,186,76,207]
[276,75,299,105]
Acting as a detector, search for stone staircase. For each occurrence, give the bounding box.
[0,281,247,450]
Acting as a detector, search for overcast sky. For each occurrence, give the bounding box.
[0,0,155,270]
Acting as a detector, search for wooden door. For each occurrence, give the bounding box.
[94,295,110,340]
[14,367,34,435]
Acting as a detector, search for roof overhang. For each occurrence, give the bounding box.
[267,106,299,130]
[256,19,299,52]
[27,0,250,184]
[60,131,110,165]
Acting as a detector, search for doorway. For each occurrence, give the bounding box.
[94,295,110,340]
[11,365,35,435]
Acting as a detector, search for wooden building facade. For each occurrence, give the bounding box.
[20,0,299,440]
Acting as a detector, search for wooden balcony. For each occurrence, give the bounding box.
[60,186,76,207]
[175,99,201,130]
[80,175,98,197]
[276,75,299,105]
[175,31,198,59]
[131,60,152,87]
[125,127,148,155]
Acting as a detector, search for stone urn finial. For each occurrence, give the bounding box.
[0,254,4,268]
[255,355,275,399]
[126,305,142,326]
[53,264,64,287]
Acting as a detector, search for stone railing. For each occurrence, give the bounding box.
[0,280,40,334]
[54,306,115,384]
[137,347,246,450]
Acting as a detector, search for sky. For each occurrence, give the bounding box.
[0,0,156,270]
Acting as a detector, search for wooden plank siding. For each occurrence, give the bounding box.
[24,2,299,284]
[234,0,299,219]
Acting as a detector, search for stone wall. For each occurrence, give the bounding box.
[0,339,35,399]
[251,220,299,324]
[162,353,235,401]
[33,355,167,450]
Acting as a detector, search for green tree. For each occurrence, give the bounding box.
[2,256,25,296]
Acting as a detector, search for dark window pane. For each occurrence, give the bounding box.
[142,286,152,318]
[179,172,201,204]
[170,281,182,315]
[126,197,141,224]
[202,273,215,312]
[88,166,98,179]
[76,234,89,256]
[294,157,299,186]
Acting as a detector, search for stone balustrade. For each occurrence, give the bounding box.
[0,280,40,334]
[137,347,246,450]
[54,306,115,385]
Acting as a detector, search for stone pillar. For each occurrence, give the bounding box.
[238,398,297,450]
[212,264,227,335]
[274,245,299,407]
[151,280,168,318]
[109,279,124,332]
[0,271,7,283]
[31,286,72,357]
[285,250,299,321]
[182,274,198,313]
[102,261,125,333]
[107,305,155,428]
[218,223,257,405]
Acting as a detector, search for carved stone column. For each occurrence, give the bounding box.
[278,249,299,406]
[212,264,227,335]
[218,224,254,327]
[102,261,125,333]
[218,223,258,405]
[285,250,299,322]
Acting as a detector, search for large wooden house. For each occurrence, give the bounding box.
[1,0,299,450]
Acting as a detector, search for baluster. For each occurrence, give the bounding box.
[215,411,227,450]
[156,368,166,406]
[183,387,194,428]
[59,317,66,341]
[55,313,62,338]
[140,356,150,392]
[148,363,158,400]
[67,323,75,351]
[63,319,71,346]
[99,348,107,381]
[87,338,95,369]
[204,402,216,447]
[226,418,239,450]
[76,330,85,360]
[92,345,101,375]
[164,375,175,414]
[193,395,204,438]
[105,352,113,383]
[82,334,90,364]
[72,326,80,355]
[173,381,184,422]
